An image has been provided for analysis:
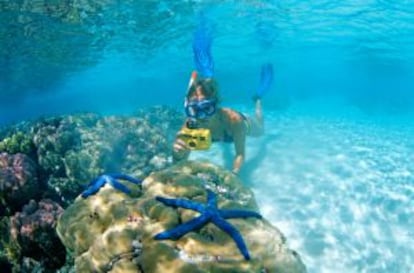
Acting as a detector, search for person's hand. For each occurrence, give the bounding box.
[172,137,190,161]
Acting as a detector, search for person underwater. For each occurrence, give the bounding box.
[172,64,273,175]
[173,14,273,174]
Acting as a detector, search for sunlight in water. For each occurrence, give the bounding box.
[1,1,414,272]
[190,100,414,273]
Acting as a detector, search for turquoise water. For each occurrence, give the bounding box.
[1,1,414,123]
[2,1,414,272]
[192,101,414,272]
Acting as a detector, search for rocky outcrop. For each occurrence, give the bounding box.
[3,199,66,272]
[0,153,40,215]
[57,161,307,273]
[0,107,183,272]
[0,107,182,205]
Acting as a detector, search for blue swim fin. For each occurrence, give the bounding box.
[193,15,214,78]
[253,63,274,101]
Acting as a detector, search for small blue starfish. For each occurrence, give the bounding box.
[81,173,142,198]
[154,189,262,260]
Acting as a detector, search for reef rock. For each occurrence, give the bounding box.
[0,152,40,215]
[5,199,66,271]
[0,107,182,204]
[57,161,307,273]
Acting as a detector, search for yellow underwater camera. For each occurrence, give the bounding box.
[177,127,212,150]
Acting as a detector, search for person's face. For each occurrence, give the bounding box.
[190,86,206,101]
[185,86,217,120]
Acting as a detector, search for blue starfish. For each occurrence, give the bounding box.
[154,189,262,260]
[81,173,142,198]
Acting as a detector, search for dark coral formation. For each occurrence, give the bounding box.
[0,106,183,272]
[0,106,182,204]
[0,153,40,215]
[5,199,66,272]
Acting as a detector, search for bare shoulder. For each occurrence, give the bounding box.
[221,107,244,123]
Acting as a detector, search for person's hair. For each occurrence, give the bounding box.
[187,78,220,103]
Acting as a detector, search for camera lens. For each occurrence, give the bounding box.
[189,141,196,148]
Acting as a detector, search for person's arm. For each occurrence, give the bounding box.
[231,117,246,175]
[172,123,191,162]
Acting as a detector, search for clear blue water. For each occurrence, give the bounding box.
[1,1,414,123]
[191,102,414,272]
[1,1,414,272]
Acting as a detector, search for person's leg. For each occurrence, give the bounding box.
[248,99,264,137]
[255,99,263,125]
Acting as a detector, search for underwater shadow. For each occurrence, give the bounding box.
[220,132,280,187]
[240,132,280,186]
[221,143,235,171]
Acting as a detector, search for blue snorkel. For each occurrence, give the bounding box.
[192,13,214,78]
[184,13,216,123]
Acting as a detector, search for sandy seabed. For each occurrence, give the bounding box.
[190,101,414,273]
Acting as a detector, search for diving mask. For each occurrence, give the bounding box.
[184,98,217,119]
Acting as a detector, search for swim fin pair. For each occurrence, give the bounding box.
[253,63,274,101]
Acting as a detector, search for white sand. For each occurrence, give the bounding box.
[190,101,414,273]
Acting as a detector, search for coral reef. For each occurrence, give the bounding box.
[0,131,36,156]
[0,108,181,205]
[4,199,66,272]
[57,161,306,273]
[135,105,184,141]
[0,107,307,272]
[0,152,40,215]
[0,107,182,272]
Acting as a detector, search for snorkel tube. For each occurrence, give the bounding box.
[193,12,214,78]
[183,13,215,126]
[187,70,198,93]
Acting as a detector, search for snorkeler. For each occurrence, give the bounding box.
[172,15,273,174]
[172,64,273,175]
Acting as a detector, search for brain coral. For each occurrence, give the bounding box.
[57,161,307,273]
